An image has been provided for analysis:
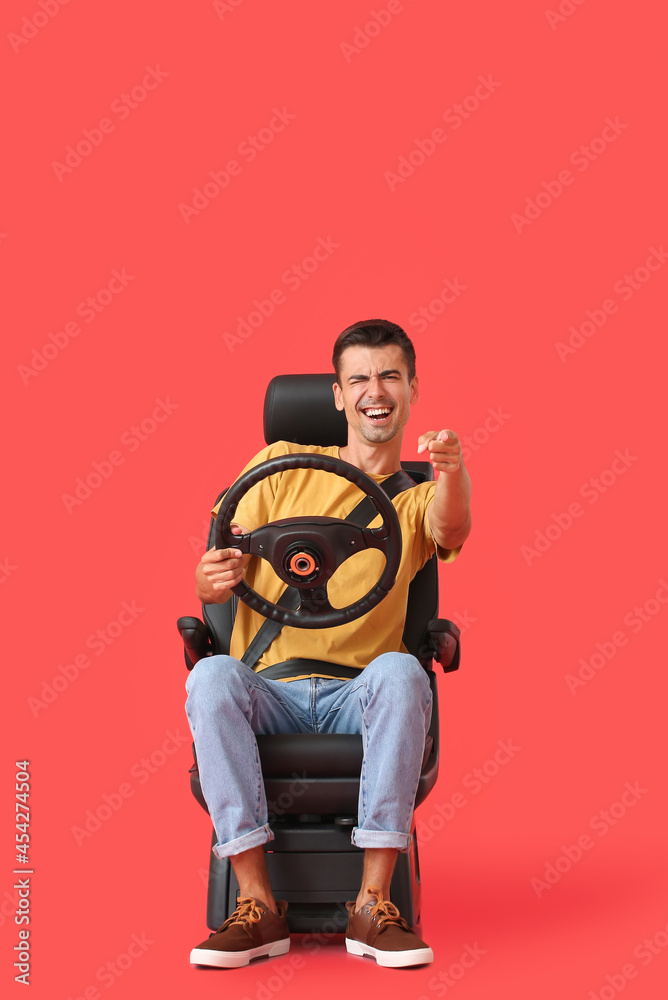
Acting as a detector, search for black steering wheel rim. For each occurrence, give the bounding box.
[214,452,403,628]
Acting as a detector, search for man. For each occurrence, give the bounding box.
[186,319,471,969]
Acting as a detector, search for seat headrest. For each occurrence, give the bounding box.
[263,374,348,447]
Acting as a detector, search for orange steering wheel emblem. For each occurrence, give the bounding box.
[289,551,317,576]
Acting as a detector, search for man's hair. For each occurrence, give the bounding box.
[332,319,416,382]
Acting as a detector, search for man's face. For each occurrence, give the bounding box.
[333,344,419,445]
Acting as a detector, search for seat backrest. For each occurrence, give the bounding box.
[203,374,438,663]
[264,373,348,446]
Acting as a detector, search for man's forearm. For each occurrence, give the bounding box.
[428,463,471,551]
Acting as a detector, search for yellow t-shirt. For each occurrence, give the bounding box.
[212,441,460,678]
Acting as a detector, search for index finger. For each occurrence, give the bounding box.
[203,545,242,561]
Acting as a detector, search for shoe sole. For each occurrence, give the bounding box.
[346,937,434,968]
[190,937,290,968]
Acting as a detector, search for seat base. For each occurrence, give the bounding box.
[204,818,422,933]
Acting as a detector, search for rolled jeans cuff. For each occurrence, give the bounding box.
[351,827,413,854]
[212,824,274,860]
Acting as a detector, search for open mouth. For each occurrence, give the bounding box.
[360,405,394,423]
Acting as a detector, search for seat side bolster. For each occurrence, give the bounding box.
[427,618,461,673]
[177,616,212,670]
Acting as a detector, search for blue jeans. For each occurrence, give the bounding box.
[185,652,432,858]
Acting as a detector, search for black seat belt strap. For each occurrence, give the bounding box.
[240,468,415,669]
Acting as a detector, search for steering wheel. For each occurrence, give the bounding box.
[214,453,402,629]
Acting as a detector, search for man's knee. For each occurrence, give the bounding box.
[365,652,431,698]
[186,654,252,706]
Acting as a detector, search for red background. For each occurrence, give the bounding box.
[2,1,667,997]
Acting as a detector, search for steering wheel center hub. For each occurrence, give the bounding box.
[285,546,320,581]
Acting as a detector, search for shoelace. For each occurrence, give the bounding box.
[364,886,411,932]
[218,897,264,932]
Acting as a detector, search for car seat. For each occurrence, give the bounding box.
[178,374,461,933]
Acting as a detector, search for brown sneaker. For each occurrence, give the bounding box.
[190,897,290,968]
[345,886,434,968]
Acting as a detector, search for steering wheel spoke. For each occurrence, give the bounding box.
[295,585,334,616]
[361,523,393,554]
